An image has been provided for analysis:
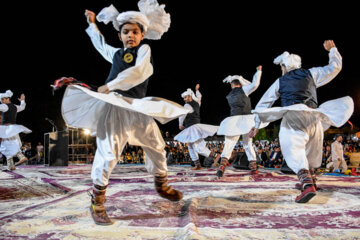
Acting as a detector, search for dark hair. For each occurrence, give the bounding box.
[119,22,145,33]
[231,80,241,86]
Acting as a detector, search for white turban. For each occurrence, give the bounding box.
[181,88,195,98]
[0,90,13,102]
[223,75,251,86]
[96,0,171,40]
[273,51,301,71]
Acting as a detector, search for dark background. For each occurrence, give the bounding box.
[2,1,359,143]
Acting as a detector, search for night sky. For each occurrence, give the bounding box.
[2,1,359,143]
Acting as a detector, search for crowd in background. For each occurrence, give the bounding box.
[164,135,360,172]
[1,133,359,172]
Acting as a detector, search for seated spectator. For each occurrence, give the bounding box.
[257,147,268,166]
[267,146,283,168]
[24,143,38,165]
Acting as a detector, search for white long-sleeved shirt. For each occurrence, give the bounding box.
[179,90,202,127]
[331,141,344,161]
[254,47,342,128]
[85,23,153,92]
[0,101,26,113]
[242,70,262,96]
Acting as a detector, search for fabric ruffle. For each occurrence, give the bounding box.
[61,85,189,132]
[217,114,268,136]
[174,124,219,143]
[0,124,31,138]
[252,96,354,131]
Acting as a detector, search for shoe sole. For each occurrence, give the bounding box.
[295,192,316,203]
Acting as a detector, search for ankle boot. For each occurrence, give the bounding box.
[7,158,16,171]
[155,174,183,201]
[295,169,316,203]
[216,157,228,177]
[191,159,202,170]
[296,169,319,190]
[309,169,319,190]
[15,152,28,166]
[89,185,113,225]
[248,160,258,175]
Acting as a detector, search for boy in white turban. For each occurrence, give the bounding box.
[216,65,264,177]
[0,90,31,170]
[61,0,187,225]
[174,84,219,170]
[250,40,353,203]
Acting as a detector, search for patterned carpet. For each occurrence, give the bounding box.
[0,164,360,240]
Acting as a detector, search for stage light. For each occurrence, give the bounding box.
[83,129,91,135]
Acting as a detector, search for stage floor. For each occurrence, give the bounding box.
[1,164,360,239]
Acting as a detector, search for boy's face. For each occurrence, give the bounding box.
[183,95,192,103]
[118,23,145,48]
[1,98,10,104]
[231,82,241,89]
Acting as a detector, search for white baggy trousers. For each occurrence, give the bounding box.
[187,139,211,161]
[91,105,168,186]
[279,111,323,174]
[0,135,22,159]
[220,134,256,161]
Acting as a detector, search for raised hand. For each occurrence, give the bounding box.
[18,94,25,102]
[85,10,96,24]
[195,84,200,91]
[323,40,336,51]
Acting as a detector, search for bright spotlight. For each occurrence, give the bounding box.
[83,129,91,135]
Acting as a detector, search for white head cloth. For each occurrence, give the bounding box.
[96,0,171,40]
[223,75,251,86]
[273,51,301,71]
[181,88,195,98]
[0,90,13,102]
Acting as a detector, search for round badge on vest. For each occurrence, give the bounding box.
[123,53,134,63]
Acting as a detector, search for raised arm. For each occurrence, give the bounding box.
[242,65,262,96]
[16,94,26,112]
[85,10,119,63]
[309,40,342,88]
[192,84,202,106]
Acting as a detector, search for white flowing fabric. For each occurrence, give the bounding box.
[0,125,31,138]
[61,85,189,132]
[61,85,189,186]
[174,124,219,143]
[252,96,354,131]
[217,114,268,136]
[0,125,31,159]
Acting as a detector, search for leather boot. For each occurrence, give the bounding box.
[216,157,228,177]
[248,160,258,175]
[191,159,202,170]
[15,152,28,166]
[295,169,316,203]
[155,174,183,201]
[7,158,16,171]
[89,185,113,225]
[295,168,319,190]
